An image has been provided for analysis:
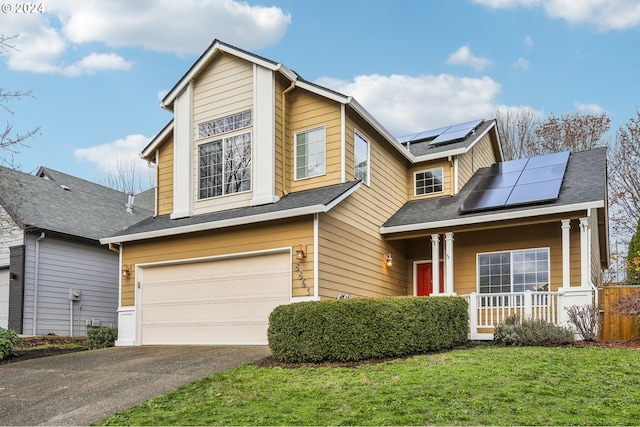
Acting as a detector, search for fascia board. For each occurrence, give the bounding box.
[379,201,605,235]
[161,41,284,109]
[100,183,359,245]
[141,120,173,160]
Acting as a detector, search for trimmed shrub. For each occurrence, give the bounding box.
[0,327,19,360]
[268,296,468,363]
[86,327,118,349]
[494,315,574,346]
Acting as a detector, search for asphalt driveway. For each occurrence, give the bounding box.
[0,345,271,426]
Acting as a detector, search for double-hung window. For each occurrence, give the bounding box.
[295,127,326,180]
[477,248,550,294]
[354,131,370,185]
[198,111,252,199]
[415,168,443,196]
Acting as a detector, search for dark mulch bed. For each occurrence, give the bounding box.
[0,336,88,365]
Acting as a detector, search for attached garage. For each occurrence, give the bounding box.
[139,251,291,345]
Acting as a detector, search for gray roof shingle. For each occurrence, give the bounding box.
[382,147,607,231]
[105,180,361,240]
[0,166,155,241]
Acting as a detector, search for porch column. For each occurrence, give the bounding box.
[561,219,571,289]
[579,217,590,287]
[431,234,440,295]
[444,232,454,295]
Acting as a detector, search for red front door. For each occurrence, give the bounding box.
[417,262,445,296]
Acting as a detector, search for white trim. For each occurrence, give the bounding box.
[380,201,604,235]
[171,82,193,220]
[579,217,590,287]
[431,234,441,295]
[101,182,361,244]
[414,167,444,197]
[412,260,429,296]
[561,219,571,289]
[340,105,346,184]
[476,247,551,294]
[294,126,327,181]
[141,120,173,161]
[453,156,459,194]
[313,213,320,300]
[251,65,279,206]
[353,129,371,186]
[444,232,455,295]
[411,122,495,163]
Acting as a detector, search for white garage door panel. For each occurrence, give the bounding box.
[0,268,9,329]
[141,252,290,345]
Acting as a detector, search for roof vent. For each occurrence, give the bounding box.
[60,184,71,191]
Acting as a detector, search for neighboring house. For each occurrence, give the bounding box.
[101,40,609,345]
[0,166,154,336]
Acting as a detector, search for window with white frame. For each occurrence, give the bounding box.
[477,248,550,295]
[354,131,370,185]
[198,132,252,199]
[415,168,443,196]
[295,127,326,180]
[198,111,252,139]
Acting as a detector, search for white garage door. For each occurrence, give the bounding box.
[140,252,290,345]
[0,268,9,329]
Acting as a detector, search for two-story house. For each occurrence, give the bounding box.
[101,40,608,345]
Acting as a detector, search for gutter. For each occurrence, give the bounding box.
[32,232,45,335]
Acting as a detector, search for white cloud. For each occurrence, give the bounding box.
[446,45,492,71]
[74,134,151,176]
[0,0,291,75]
[512,57,530,70]
[472,0,640,31]
[524,35,534,49]
[316,73,502,136]
[574,102,605,114]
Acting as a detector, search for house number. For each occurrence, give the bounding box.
[294,263,310,296]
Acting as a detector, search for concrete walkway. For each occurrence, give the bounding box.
[0,346,271,426]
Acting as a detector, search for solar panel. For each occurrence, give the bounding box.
[430,119,483,146]
[414,126,450,141]
[397,132,421,144]
[460,151,570,213]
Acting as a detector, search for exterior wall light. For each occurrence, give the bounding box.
[122,264,131,277]
[385,253,393,267]
[295,244,306,260]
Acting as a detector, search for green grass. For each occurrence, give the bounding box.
[97,345,640,426]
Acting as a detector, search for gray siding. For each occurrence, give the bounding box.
[22,232,118,336]
[0,207,23,330]
[8,246,25,332]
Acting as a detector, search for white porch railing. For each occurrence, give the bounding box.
[463,290,561,340]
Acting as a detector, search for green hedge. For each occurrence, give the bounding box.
[268,296,468,363]
[86,327,118,349]
[0,327,19,360]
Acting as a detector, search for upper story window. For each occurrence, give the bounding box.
[354,131,370,185]
[295,126,326,180]
[198,110,252,139]
[415,167,443,196]
[198,132,252,199]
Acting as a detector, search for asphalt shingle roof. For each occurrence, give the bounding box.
[382,147,607,230]
[402,119,495,158]
[106,180,361,239]
[0,166,155,241]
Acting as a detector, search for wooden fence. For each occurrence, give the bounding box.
[598,285,640,341]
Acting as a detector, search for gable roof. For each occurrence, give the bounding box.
[381,147,608,233]
[149,39,501,165]
[101,180,361,244]
[0,166,155,241]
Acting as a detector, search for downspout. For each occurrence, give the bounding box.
[281,81,295,194]
[32,232,45,335]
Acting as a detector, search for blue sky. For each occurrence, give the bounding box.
[1,0,639,190]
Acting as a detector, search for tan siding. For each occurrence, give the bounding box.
[192,53,253,124]
[318,111,408,298]
[457,132,499,189]
[120,217,314,306]
[157,136,174,216]
[407,160,453,200]
[288,90,342,192]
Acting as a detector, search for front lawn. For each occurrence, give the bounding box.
[98,345,640,426]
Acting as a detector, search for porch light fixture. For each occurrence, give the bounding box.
[295,244,306,260]
[121,264,131,277]
[385,253,393,267]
